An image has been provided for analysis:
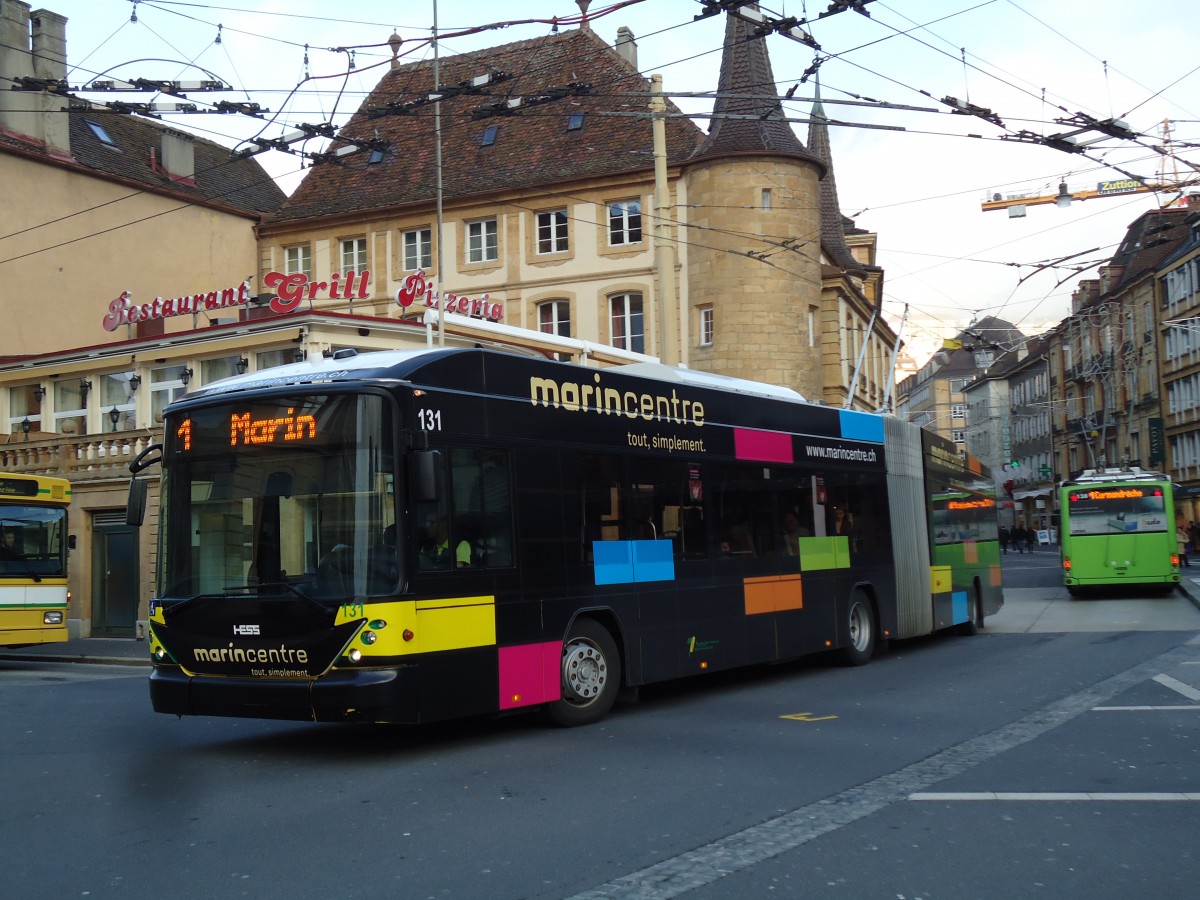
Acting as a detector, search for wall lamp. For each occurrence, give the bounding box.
[235,356,249,374]
[180,367,193,386]
[21,417,32,439]
[109,406,121,431]
[128,373,142,391]
[80,379,92,406]
[32,385,46,402]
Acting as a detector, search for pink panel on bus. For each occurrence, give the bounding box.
[733,428,793,463]
[498,641,562,710]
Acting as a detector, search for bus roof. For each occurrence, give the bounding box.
[183,347,810,405]
[1063,467,1169,486]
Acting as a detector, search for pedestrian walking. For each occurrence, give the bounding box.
[1012,525,1025,553]
[1178,525,1191,567]
[999,525,1010,554]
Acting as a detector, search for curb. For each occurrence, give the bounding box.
[0,651,149,667]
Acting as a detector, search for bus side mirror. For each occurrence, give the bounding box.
[126,478,149,527]
[410,450,440,503]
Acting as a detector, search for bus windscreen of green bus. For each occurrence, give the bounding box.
[159,394,394,600]
[1066,486,1168,536]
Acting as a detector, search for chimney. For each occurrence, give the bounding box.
[614,26,637,69]
[30,7,68,155]
[0,2,70,156]
[160,128,196,184]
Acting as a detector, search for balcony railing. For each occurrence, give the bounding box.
[0,428,162,481]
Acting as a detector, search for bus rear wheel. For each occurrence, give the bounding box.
[838,593,876,666]
[548,618,621,727]
[957,587,982,636]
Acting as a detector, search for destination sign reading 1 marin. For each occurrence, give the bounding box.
[173,404,323,454]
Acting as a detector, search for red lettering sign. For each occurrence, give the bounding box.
[394,269,504,322]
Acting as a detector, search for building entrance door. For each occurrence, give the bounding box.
[92,514,138,637]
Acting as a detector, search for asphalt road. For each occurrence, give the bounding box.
[2,559,1198,899]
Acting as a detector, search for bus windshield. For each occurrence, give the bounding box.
[1066,485,1168,535]
[158,393,395,600]
[0,507,68,579]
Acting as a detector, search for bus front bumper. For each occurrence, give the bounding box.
[149,664,419,723]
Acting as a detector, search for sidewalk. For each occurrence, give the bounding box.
[0,636,149,666]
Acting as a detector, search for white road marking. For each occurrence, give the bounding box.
[1153,673,1200,701]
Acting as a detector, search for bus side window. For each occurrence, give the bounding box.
[576,454,622,562]
[449,448,513,568]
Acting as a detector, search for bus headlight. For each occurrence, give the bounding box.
[348,649,362,663]
[43,611,63,625]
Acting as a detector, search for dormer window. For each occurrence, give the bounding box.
[84,119,118,149]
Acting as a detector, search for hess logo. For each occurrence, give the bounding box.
[232,624,261,636]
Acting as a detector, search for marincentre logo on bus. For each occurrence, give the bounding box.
[528,374,706,426]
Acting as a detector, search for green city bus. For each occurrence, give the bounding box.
[1059,467,1179,595]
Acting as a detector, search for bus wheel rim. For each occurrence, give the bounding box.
[562,639,607,703]
[849,602,871,651]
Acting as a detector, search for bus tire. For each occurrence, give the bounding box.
[957,586,982,636]
[548,618,621,727]
[838,593,876,666]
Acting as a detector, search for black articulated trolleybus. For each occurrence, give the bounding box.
[126,347,1002,726]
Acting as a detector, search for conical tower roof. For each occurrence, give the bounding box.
[690,6,824,171]
[806,81,862,271]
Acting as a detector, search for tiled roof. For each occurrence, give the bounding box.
[0,109,285,217]
[1109,208,1190,291]
[690,9,823,171]
[268,28,706,225]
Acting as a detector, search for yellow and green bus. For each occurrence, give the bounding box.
[1059,467,1178,595]
[0,473,72,646]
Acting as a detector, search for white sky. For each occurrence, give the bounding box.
[31,0,1200,356]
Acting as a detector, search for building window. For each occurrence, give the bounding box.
[951,404,965,419]
[539,300,571,362]
[699,306,714,347]
[403,227,432,271]
[808,306,817,348]
[952,430,965,443]
[100,373,136,432]
[538,300,571,339]
[84,119,117,148]
[610,292,645,354]
[567,112,585,131]
[480,125,498,147]
[762,188,772,210]
[466,219,498,263]
[201,356,242,384]
[608,200,642,246]
[284,244,312,278]
[341,237,367,273]
[53,380,87,436]
[150,365,189,424]
[537,210,569,254]
[7,385,43,436]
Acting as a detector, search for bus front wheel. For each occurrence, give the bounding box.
[838,593,876,666]
[548,618,621,727]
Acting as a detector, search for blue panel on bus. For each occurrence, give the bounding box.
[838,410,885,444]
[593,541,634,585]
[593,540,675,585]
[633,539,675,583]
[951,590,969,624]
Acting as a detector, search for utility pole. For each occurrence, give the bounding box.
[650,74,677,366]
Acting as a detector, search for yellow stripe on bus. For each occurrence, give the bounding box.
[339,596,497,657]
